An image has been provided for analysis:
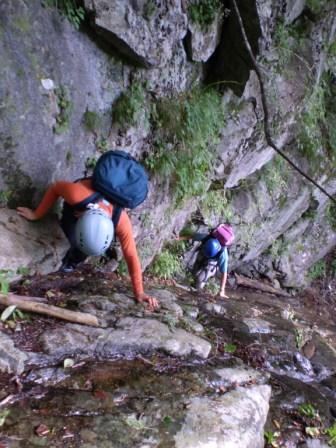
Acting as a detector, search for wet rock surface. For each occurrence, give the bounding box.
[0,268,335,447]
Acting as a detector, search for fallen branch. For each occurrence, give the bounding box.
[0,293,100,327]
[235,273,290,297]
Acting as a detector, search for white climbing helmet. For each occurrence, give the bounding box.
[75,208,114,256]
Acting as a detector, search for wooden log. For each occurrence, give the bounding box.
[234,273,290,297]
[0,293,100,327]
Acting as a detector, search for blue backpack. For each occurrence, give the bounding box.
[92,150,148,209]
[77,150,148,229]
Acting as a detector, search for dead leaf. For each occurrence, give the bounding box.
[305,427,320,437]
[93,389,108,400]
[46,290,55,298]
[272,419,281,429]
[35,424,50,437]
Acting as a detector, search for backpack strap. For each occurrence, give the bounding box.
[71,191,103,211]
[112,205,123,234]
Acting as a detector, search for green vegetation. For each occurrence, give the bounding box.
[146,88,224,205]
[325,422,336,446]
[125,415,148,431]
[16,266,30,276]
[263,156,289,197]
[298,403,318,419]
[1,305,26,323]
[0,270,10,294]
[326,201,336,231]
[0,190,12,206]
[205,277,219,294]
[308,260,326,280]
[273,22,294,69]
[96,137,109,153]
[200,190,233,225]
[85,156,97,172]
[148,249,183,279]
[294,328,305,349]
[13,16,31,33]
[54,86,72,135]
[112,83,146,128]
[117,259,128,277]
[188,0,221,30]
[0,409,10,427]
[66,150,73,164]
[223,343,237,353]
[143,0,156,20]
[297,74,336,170]
[264,430,279,446]
[42,0,85,29]
[267,237,289,261]
[331,258,336,278]
[306,0,329,14]
[83,109,102,133]
[297,82,326,163]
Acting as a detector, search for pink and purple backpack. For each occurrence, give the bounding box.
[211,224,235,247]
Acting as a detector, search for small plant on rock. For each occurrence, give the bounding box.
[188,0,221,30]
[83,109,102,134]
[308,260,326,280]
[148,250,183,280]
[143,0,156,20]
[325,422,336,446]
[42,0,85,29]
[264,430,280,447]
[298,403,318,420]
[146,87,224,205]
[112,83,146,129]
[54,85,72,135]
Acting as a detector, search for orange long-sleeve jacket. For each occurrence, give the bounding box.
[34,179,144,298]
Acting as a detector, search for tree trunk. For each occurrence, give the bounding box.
[234,273,290,297]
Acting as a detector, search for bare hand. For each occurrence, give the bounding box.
[137,294,159,311]
[17,207,37,221]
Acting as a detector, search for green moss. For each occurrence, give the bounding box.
[117,259,128,276]
[308,260,326,280]
[65,150,73,164]
[112,83,146,128]
[13,17,31,33]
[96,138,109,153]
[143,0,156,20]
[0,190,12,206]
[188,0,221,30]
[326,201,336,231]
[266,237,289,260]
[54,86,72,135]
[85,156,97,172]
[83,109,102,133]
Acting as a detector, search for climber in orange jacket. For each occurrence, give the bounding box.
[17,179,159,311]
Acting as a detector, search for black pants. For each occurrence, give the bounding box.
[60,203,87,266]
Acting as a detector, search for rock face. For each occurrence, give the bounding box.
[84,0,188,67]
[0,210,68,276]
[174,385,271,448]
[0,0,335,288]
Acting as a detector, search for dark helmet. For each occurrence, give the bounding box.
[203,238,222,258]
[75,209,114,256]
